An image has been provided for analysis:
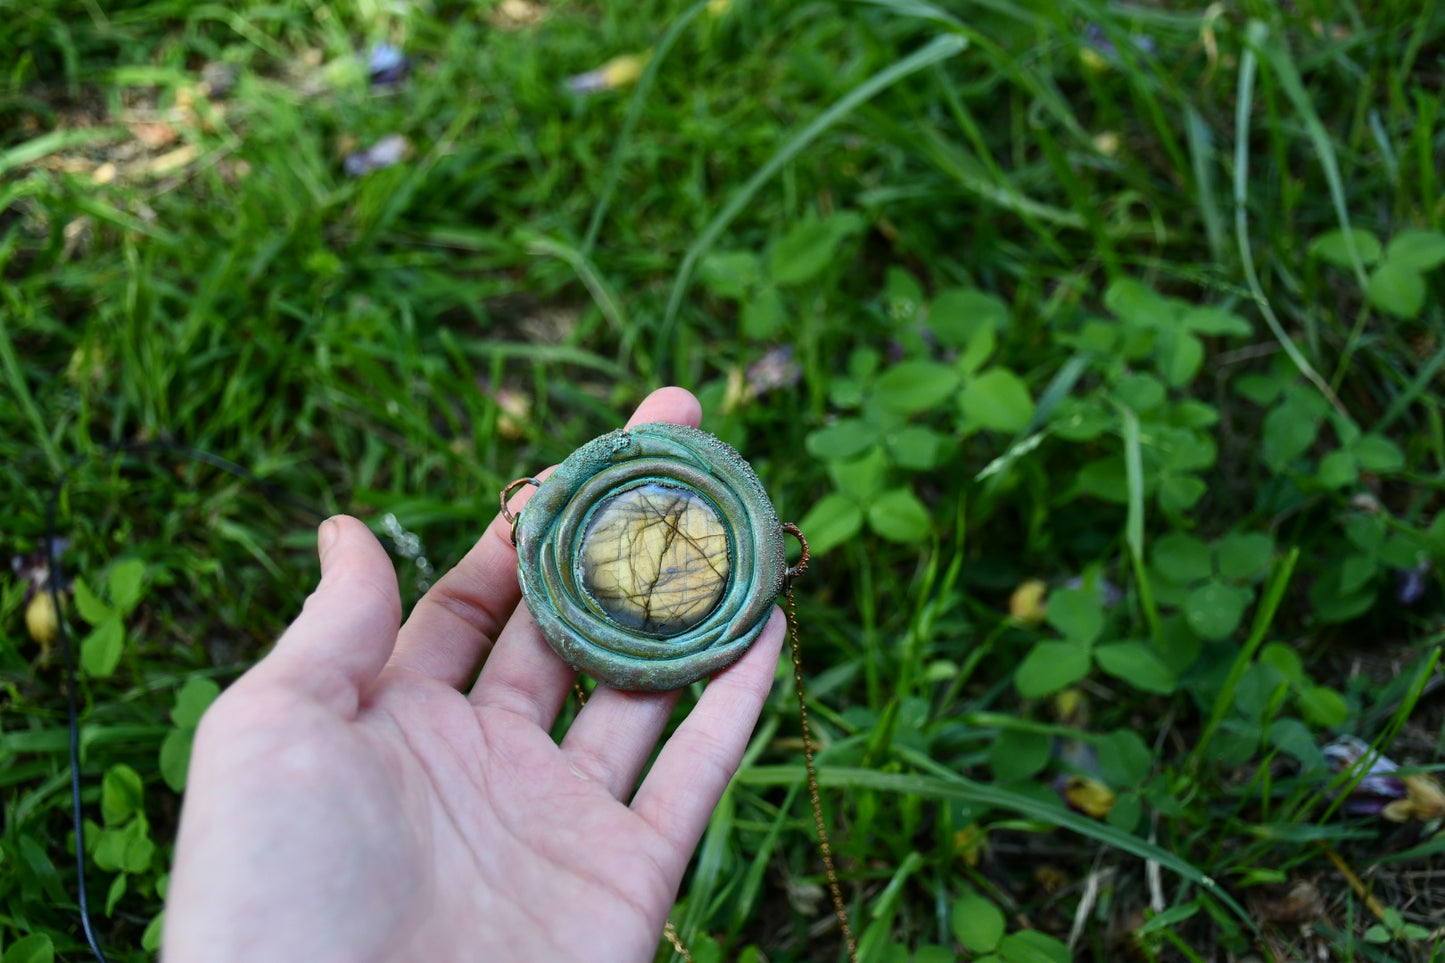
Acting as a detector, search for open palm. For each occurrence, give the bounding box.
[163,388,785,963]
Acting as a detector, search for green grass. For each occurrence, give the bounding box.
[4,0,1445,960]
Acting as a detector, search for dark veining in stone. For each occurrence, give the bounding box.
[577,482,730,634]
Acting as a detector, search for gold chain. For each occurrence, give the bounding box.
[573,556,855,961]
[662,921,694,963]
[787,586,859,963]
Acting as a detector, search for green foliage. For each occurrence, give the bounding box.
[1363,906,1433,946]
[1,934,54,963]
[1312,226,1445,319]
[951,891,1005,953]
[160,676,221,792]
[73,559,147,679]
[701,210,868,339]
[948,889,1069,963]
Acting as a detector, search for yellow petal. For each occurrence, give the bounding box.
[1053,687,1087,725]
[493,388,530,441]
[1402,773,1445,821]
[1382,798,1415,823]
[601,52,648,89]
[26,592,62,652]
[1079,47,1110,73]
[952,824,986,867]
[1009,579,1048,623]
[1063,776,1116,819]
[1092,131,1120,157]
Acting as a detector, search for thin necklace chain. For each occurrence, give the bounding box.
[787,585,859,963]
[662,921,694,963]
[575,594,856,962]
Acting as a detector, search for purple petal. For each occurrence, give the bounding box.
[746,346,801,396]
[1324,735,1407,807]
[366,44,410,86]
[1395,563,1430,606]
[344,135,408,177]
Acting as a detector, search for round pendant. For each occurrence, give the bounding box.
[510,423,787,691]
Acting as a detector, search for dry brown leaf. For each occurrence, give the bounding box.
[141,144,198,177]
[128,120,180,149]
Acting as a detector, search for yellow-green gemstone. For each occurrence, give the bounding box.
[577,482,731,634]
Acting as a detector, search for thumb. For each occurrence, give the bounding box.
[255,515,402,715]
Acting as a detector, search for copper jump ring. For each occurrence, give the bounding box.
[499,477,542,544]
[782,522,810,589]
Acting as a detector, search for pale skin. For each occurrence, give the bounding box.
[163,388,786,962]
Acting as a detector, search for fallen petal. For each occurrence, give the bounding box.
[1056,775,1116,819]
[1009,579,1048,623]
[1396,773,1445,822]
[489,0,547,30]
[566,52,648,94]
[1324,734,1407,815]
[366,43,410,86]
[25,591,62,651]
[1395,562,1430,606]
[344,134,409,176]
[745,345,801,397]
[1063,574,1123,608]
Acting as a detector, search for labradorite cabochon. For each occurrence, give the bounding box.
[514,423,787,692]
[576,482,731,635]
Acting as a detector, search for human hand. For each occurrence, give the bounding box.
[163,387,786,963]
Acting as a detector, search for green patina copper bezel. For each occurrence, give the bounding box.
[515,423,786,692]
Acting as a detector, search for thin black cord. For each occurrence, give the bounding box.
[46,474,110,963]
[38,439,397,963]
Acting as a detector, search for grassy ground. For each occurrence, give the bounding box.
[4,0,1445,960]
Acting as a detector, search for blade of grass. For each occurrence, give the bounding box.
[1119,404,1163,643]
[849,0,965,28]
[1246,21,1368,289]
[852,0,1033,25]
[0,126,127,178]
[1031,121,1120,276]
[446,337,625,376]
[1377,339,1445,432]
[0,316,63,473]
[1298,645,1444,827]
[580,0,709,257]
[929,63,1078,255]
[73,193,174,240]
[1065,0,1189,179]
[1190,547,1300,770]
[976,354,1089,492]
[1372,829,1445,867]
[727,781,803,939]
[520,232,643,376]
[1233,24,1349,422]
[186,5,290,59]
[742,763,1257,932]
[912,121,1086,231]
[658,33,968,372]
[1183,105,1226,264]
[868,849,925,925]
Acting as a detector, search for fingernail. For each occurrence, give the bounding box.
[317,517,340,561]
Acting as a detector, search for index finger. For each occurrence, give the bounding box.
[386,387,703,689]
